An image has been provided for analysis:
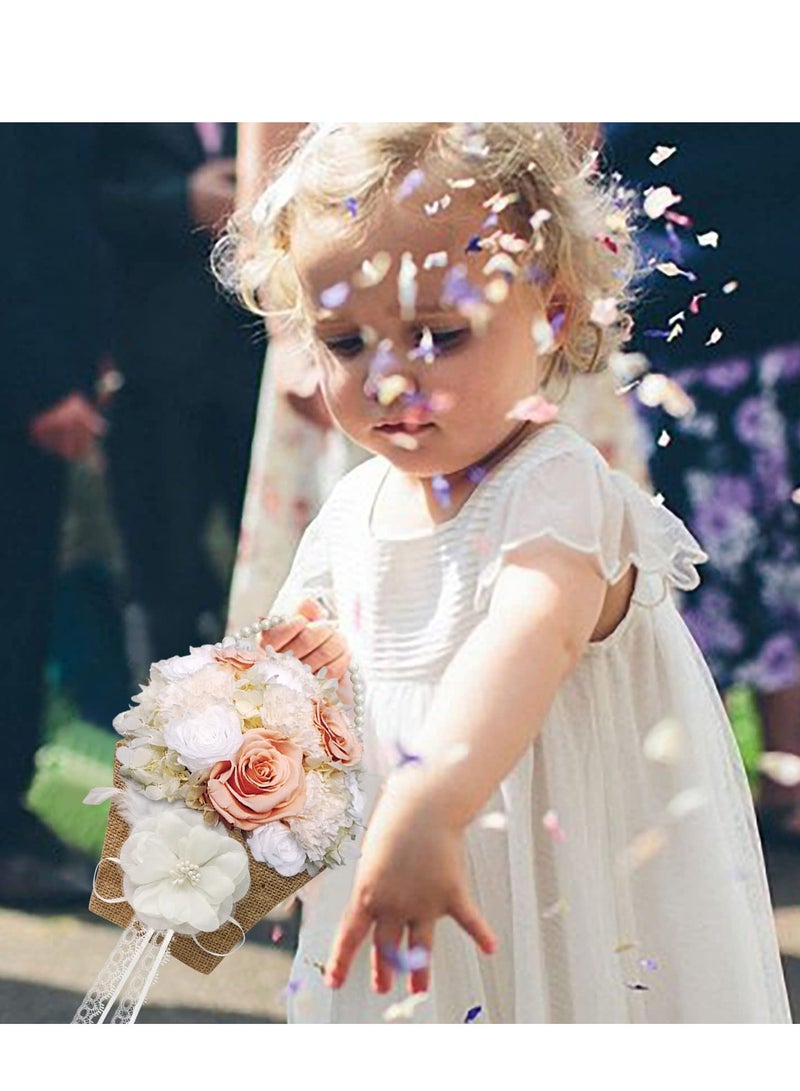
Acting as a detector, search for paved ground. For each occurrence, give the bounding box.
[2,840,800,1024]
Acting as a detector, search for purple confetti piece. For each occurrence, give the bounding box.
[396,168,425,201]
[482,212,499,229]
[665,221,683,263]
[523,262,549,286]
[396,743,423,767]
[320,282,350,309]
[441,264,483,309]
[283,977,304,998]
[464,1005,483,1023]
[640,958,659,972]
[369,340,398,376]
[344,197,358,218]
[382,945,431,972]
[644,329,671,339]
[431,474,452,509]
[466,463,488,484]
[550,308,566,336]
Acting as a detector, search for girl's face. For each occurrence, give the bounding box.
[291,180,555,479]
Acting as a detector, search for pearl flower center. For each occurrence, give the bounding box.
[171,859,201,886]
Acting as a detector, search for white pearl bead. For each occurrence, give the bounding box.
[260,619,270,631]
[214,642,223,650]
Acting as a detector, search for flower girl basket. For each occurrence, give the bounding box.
[73,620,365,1024]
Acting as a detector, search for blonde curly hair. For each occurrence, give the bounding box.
[214,122,640,386]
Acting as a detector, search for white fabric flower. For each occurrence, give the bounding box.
[151,645,217,684]
[119,809,250,934]
[157,664,237,721]
[247,821,308,877]
[163,703,243,774]
[249,647,319,699]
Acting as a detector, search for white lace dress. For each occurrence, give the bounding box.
[268,422,790,1023]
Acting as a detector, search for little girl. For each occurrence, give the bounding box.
[217,123,791,1023]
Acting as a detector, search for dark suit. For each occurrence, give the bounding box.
[97,124,265,665]
[0,123,108,834]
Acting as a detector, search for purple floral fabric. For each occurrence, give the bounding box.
[637,342,800,694]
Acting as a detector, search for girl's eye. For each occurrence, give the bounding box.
[322,333,365,359]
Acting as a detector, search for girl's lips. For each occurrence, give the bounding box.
[374,422,435,435]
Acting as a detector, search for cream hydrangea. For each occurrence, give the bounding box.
[248,647,321,700]
[117,738,190,802]
[288,768,356,867]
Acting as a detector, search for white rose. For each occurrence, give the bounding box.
[163,703,243,774]
[247,821,308,877]
[152,645,217,685]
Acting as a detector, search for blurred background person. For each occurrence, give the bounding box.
[97,123,265,671]
[604,123,800,842]
[0,122,110,905]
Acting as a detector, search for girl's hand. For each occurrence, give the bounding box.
[325,785,497,995]
[259,598,351,681]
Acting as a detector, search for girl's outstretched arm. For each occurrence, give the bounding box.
[325,547,608,995]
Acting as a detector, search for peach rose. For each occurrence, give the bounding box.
[213,645,267,672]
[313,701,363,767]
[205,729,306,831]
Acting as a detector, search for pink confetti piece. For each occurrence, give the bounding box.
[689,293,707,315]
[664,209,693,228]
[506,393,560,424]
[271,925,285,944]
[597,235,619,254]
[542,809,566,843]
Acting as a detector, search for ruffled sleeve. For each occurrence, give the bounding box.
[474,437,708,613]
[268,507,337,621]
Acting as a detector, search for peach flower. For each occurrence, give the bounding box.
[313,701,362,767]
[205,729,306,831]
[213,645,267,672]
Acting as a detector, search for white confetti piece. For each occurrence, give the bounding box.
[657,430,671,447]
[651,492,665,506]
[791,487,800,505]
[643,717,683,764]
[618,827,668,873]
[422,250,449,270]
[656,261,694,280]
[758,751,800,787]
[385,431,420,451]
[529,208,552,232]
[353,251,392,288]
[479,811,509,832]
[383,992,431,1022]
[666,322,683,342]
[531,316,556,355]
[398,252,418,320]
[649,145,677,166]
[319,281,350,309]
[498,232,528,254]
[666,788,706,821]
[448,177,477,190]
[590,297,620,327]
[722,280,739,294]
[485,278,510,304]
[644,185,682,220]
[482,252,519,278]
[636,373,695,418]
[697,231,719,248]
[376,374,413,407]
[485,191,520,214]
[706,327,724,346]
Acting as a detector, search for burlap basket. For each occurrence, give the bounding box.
[88,746,313,974]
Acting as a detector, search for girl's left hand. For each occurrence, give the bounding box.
[325,786,497,995]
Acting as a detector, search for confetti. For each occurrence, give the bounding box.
[649,144,677,166]
[485,191,520,215]
[655,262,697,282]
[506,393,560,424]
[283,977,303,998]
[697,230,719,248]
[423,250,449,270]
[640,957,659,972]
[722,280,739,294]
[598,235,619,254]
[410,326,437,364]
[479,811,509,832]
[666,788,706,821]
[543,809,567,843]
[758,751,800,787]
[651,493,665,506]
[448,176,477,190]
[666,323,683,343]
[541,897,570,920]
[618,827,668,873]
[383,993,431,1022]
[376,374,413,407]
[689,293,707,315]
[590,297,620,327]
[643,717,683,764]
[271,925,285,944]
[643,185,682,220]
[383,945,431,973]
[657,430,671,447]
[353,251,392,289]
[319,282,350,309]
[464,1005,483,1023]
[424,194,452,216]
[385,431,420,451]
[466,464,489,484]
[431,474,452,509]
[482,252,519,278]
[344,197,358,218]
[625,982,650,992]
[636,374,695,418]
[396,744,423,767]
[664,210,693,228]
[485,278,510,304]
[792,487,800,505]
[614,941,639,954]
[531,317,556,354]
[499,232,528,254]
[396,168,425,201]
[706,327,724,346]
[398,251,418,320]
[441,263,483,310]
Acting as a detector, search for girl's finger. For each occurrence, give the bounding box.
[448,895,497,956]
[302,632,348,673]
[296,597,327,622]
[372,920,405,994]
[284,621,335,659]
[407,921,435,994]
[326,650,352,682]
[325,904,373,989]
[259,616,308,652]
